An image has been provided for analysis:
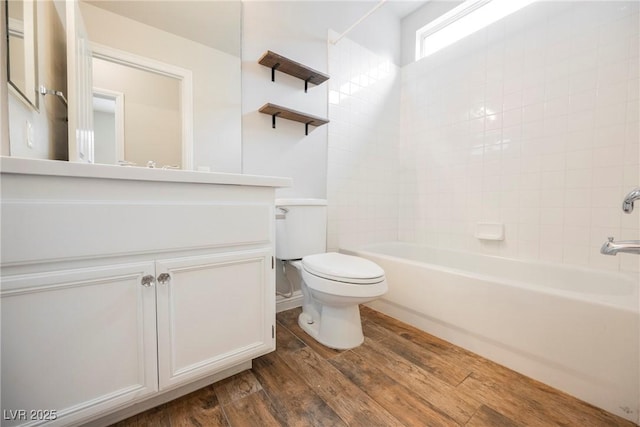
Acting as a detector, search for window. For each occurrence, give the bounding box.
[415,0,535,61]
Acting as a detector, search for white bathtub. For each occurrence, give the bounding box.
[342,242,640,423]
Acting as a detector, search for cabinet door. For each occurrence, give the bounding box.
[156,249,275,390]
[1,262,158,427]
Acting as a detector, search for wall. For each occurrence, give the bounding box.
[7,0,67,160]
[241,1,401,199]
[326,30,401,252]
[399,1,639,273]
[80,2,241,173]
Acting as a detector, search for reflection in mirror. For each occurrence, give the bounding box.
[92,88,124,166]
[92,55,185,169]
[7,0,38,109]
[79,0,242,172]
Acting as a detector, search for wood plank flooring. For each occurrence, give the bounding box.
[112,306,637,427]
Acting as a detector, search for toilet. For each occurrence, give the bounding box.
[275,199,387,350]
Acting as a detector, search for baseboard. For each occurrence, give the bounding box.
[276,290,303,313]
[83,361,252,427]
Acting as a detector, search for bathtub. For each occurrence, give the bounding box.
[342,242,639,423]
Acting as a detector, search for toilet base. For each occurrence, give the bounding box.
[298,304,364,350]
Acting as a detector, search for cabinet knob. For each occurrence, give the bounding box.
[157,273,171,285]
[141,275,155,287]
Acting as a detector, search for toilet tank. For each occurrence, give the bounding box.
[275,199,327,260]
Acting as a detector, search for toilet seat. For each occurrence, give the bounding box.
[302,252,385,284]
[301,267,388,299]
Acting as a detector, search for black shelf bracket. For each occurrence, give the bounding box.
[304,77,312,93]
[271,112,281,129]
[271,63,281,82]
[271,115,314,135]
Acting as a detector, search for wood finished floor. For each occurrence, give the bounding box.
[113,306,636,427]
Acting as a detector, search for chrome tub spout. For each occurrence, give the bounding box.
[600,237,640,255]
[622,187,640,213]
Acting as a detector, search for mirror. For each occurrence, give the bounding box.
[92,55,185,168]
[79,0,242,172]
[6,0,38,109]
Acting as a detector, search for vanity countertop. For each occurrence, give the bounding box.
[1,157,292,188]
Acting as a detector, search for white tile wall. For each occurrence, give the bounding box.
[399,1,640,273]
[327,31,401,251]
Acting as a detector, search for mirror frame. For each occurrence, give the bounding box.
[6,0,39,110]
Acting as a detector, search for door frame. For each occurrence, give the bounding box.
[93,87,125,163]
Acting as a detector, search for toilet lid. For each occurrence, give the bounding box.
[302,252,385,284]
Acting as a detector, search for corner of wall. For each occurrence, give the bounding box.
[241,1,330,199]
[46,0,69,160]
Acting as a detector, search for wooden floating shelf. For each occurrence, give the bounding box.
[259,103,329,135]
[259,51,329,92]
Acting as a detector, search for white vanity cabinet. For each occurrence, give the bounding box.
[155,249,273,390]
[1,262,160,427]
[0,158,290,427]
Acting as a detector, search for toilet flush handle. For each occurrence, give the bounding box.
[276,207,288,220]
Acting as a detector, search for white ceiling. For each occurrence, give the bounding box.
[385,0,428,19]
[83,0,426,57]
[84,0,242,57]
